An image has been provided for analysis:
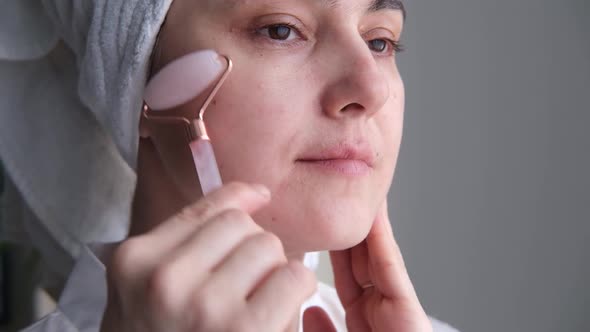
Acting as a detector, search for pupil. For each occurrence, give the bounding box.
[269,25,291,40]
[370,39,387,52]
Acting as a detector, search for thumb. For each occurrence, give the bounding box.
[303,307,337,332]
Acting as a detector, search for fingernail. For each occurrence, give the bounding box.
[252,184,271,198]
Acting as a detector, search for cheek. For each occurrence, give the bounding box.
[202,63,311,185]
[381,80,405,165]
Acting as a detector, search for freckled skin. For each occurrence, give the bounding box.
[134,0,405,257]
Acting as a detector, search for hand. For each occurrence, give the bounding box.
[304,201,432,332]
[100,183,317,332]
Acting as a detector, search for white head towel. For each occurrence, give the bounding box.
[0,0,173,288]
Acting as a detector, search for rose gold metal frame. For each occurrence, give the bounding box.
[140,55,233,141]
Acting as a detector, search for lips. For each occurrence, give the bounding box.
[296,143,376,176]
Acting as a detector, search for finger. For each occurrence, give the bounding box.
[303,307,337,332]
[245,261,317,332]
[205,232,287,301]
[366,201,417,300]
[140,182,270,260]
[351,240,371,287]
[329,249,362,308]
[145,208,264,317]
[330,239,374,309]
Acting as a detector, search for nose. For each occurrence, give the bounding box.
[320,42,390,119]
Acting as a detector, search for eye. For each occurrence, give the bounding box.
[368,39,388,52]
[367,38,404,56]
[258,24,298,41]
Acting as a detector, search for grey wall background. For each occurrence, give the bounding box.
[387,1,590,331]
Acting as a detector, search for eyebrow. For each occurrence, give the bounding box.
[321,0,406,19]
[367,0,406,19]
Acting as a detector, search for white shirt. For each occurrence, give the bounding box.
[22,247,459,332]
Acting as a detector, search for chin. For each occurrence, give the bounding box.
[232,161,394,253]
[309,206,376,251]
[255,194,379,254]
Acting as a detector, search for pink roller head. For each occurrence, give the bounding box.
[144,49,225,111]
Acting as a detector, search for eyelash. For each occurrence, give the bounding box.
[255,23,405,56]
[255,23,304,46]
[368,38,405,56]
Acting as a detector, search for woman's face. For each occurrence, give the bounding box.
[158,0,405,255]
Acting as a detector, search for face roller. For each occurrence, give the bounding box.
[141,50,232,197]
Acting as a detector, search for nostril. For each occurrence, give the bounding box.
[340,103,365,114]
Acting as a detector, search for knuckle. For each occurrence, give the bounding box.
[217,209,262,234]
[257,232,285,254]
[282,261,315,289]
[109,238,142,280]
[239,232,286,266]
[178,198,216,223]
[146,266,177,316]
[218,208,251,225]
[190,288,224,329]
[175,182,258,225]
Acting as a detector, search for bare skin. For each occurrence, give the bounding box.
[100,0,432,331]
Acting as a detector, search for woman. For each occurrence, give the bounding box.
[0,0,458,331]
